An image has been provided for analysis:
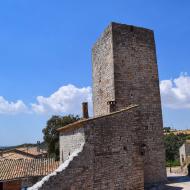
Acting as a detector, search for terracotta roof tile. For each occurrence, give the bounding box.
[0,159,59,181]
[0,147,47,160]
[16,147,47,156]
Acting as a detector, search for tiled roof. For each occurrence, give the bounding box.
[0,147,47,161]
[16,147,47,156]
[0,158,59,181]
[0,151,34,161]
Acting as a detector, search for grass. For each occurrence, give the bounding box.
[166,160,180,167]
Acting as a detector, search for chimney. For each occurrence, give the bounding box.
[107,101,116,113]
[37,141,41,153]
[82,102,89,119]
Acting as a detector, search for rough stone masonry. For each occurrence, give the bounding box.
[92,22,167,187]
[29,22,167,190]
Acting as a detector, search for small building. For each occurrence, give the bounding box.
[179,140,190,167]
[0,147,47,161]
[0,158,59,190]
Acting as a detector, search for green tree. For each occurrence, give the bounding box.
[164,133,187,172]
[164,133,179,172]
[42,115,80,160]
[163,127,171,133]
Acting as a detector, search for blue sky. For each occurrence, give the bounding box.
[0,0,190,146]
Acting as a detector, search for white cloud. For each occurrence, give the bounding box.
[1,74,189,115]
[0,96,28,114]
[160,74,190,109]
[0,85,92,116]
[31,84,92,115]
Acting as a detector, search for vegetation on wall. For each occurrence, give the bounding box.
[42,115,80,160]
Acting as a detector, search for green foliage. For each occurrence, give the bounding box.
[164,132,190,170]
[42,115,80,160]
[164,132,190,164]
[166,160,180,167]
[164,133,183,162]
[163,127,171,133]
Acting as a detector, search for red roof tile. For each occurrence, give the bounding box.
[0,159,59,181]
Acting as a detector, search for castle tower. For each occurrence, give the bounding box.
[92,22,166,187]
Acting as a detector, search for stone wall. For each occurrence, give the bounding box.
[59,127,85,163]
[179,144,186,166]
[92,24,115,116]
[179,142,190,166]
[185,143,190,157]
[30,22,166,190]
[2,177,42,190]
[34,107,144,190]
[22,177,42,189]
[92,22,166,187]
[3,180,21,190]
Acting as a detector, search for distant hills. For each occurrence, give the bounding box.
[0,146,15,150]
[0,142,46,151]
[164,128,190,135]
[0,146,8,150]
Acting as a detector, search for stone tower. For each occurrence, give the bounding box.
[92,22,166,187]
